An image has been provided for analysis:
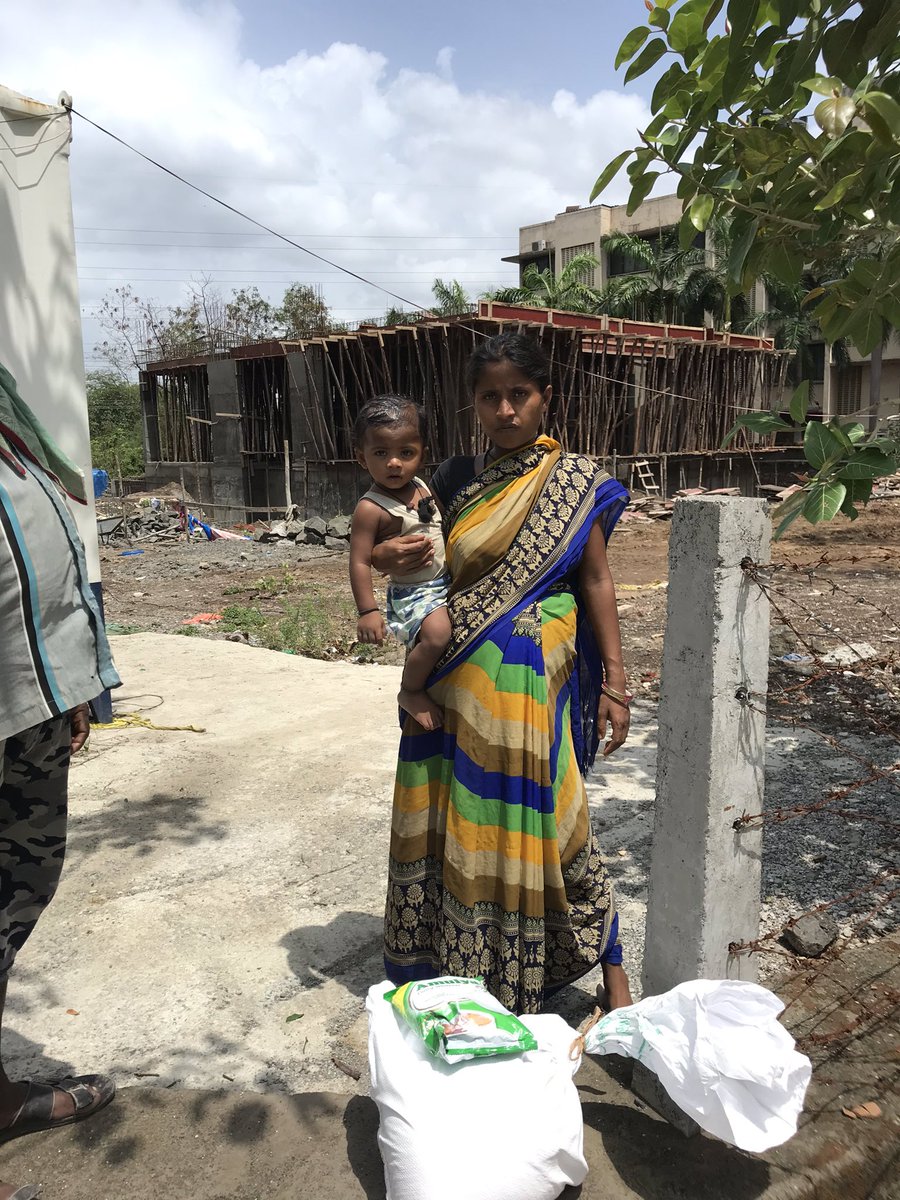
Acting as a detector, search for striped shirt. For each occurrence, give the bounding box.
[0,434,119,740]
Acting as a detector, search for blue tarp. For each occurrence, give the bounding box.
[92,468,110,499]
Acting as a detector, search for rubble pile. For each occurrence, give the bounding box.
[255,509,351,550]
[874,470,900,499]
[100,505,184,544]
[622,485,740,524]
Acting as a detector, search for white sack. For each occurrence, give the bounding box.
[366,981,588,1200]
[582,979,811,1152]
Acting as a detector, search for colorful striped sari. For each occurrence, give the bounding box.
[383,435,628,1013]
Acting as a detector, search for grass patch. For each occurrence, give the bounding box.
[220,604,269,633]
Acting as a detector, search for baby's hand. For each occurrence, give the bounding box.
[357,611,387,645]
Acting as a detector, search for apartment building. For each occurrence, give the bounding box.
[504,195,899,429]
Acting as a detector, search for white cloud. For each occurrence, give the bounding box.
[0,0,652,358]
[436,46,454,81]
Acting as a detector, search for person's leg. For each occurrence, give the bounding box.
[398,605,451,731]
[0,718,112,1142]
[599,962,633,1011]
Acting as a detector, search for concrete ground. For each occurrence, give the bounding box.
[2,635,896,1198]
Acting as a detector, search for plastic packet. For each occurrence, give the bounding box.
[385,976,538,1063]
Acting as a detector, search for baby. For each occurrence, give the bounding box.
[349,395,450,731]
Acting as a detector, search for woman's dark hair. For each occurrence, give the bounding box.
[353,394,427,448]
[465,333,551,395]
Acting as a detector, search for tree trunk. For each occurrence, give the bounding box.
[868,340,883,429]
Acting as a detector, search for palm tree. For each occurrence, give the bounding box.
[595,230,718,325]
[431,278,472,316]
[486,253,602,314]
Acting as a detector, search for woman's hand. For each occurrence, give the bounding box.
[371,534,434,577]
[598,693,630,757]
[357,611,387,645]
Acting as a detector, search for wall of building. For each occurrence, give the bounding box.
[517,195,686,287]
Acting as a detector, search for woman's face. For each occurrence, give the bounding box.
[473,359,551,454]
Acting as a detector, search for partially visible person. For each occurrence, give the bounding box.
[350,395,451,731]
[374,334,633,1016]
[0,363,119,1200]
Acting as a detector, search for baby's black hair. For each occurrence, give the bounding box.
[465,332,551,395]
[353,394,427,448]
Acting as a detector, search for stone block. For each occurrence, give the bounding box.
[326,515,351,539]
[782,913,838,958]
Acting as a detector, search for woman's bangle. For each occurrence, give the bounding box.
[601,684,633,707]
[357,606,380,617]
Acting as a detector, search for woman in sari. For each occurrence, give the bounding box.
[374,333,632,1015]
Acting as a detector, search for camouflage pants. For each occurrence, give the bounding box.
[0,716,70,981]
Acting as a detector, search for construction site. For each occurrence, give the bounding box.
[135,301,802,524]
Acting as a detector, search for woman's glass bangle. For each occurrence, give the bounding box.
[357,606,380,617]
[602,685,633,707]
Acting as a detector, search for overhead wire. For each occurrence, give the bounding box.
[67,109,785,425]
[70,106,448,312]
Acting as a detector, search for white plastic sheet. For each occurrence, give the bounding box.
[582,979,812,1152]
[367,981,588,1200]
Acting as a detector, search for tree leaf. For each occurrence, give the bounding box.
[727,0,761,55]
[727,217,759,289]
[803,421,844,469]
[789,380,810,424]
[839,448,898,478]
[624,37,669,84]
[841,422,867,445]
[815,171,862,211]
[862,91,900,140]
[802,481,847,524]
[590,151,632,202]
[815,96,858,137]
[648,6,672,30]
[689,193,715,231]
[703,0,725,32]
[767,240,805,285]
[803,75,844,96]
[626,171,662,215]
[722,411,792,446]
[773,490,809,539]
[616,26,651,69]
[846,303,886,356]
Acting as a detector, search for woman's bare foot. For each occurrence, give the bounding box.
[599,963,633,1011]
[398,688,443,731]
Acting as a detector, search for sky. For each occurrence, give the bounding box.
[1,0,666,367]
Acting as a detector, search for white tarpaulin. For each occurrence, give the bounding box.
[582,978,812,1152]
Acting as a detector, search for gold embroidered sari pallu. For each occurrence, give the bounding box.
[384,436,629,1013]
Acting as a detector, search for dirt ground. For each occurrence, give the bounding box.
[99,497,900,698]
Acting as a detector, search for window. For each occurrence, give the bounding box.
[836,365,864,416]
[559,243,595,284]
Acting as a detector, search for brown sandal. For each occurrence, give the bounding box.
[0,1074,115,1144]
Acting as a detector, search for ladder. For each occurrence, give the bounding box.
[632,459,661,495]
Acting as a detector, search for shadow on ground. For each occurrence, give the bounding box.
[66,792,227,860]
[280,912,383,998]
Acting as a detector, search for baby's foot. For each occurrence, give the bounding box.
[398,688,443,731]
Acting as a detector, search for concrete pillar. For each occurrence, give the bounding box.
[207,359,244,523]
[643,496,770,996]
[633,497,770,1133]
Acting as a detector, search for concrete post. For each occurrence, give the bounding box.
[643,496,771,995]
[633,497,771,1132]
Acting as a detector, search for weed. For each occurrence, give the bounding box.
[220,604,268,633]
[253,569,297,596]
